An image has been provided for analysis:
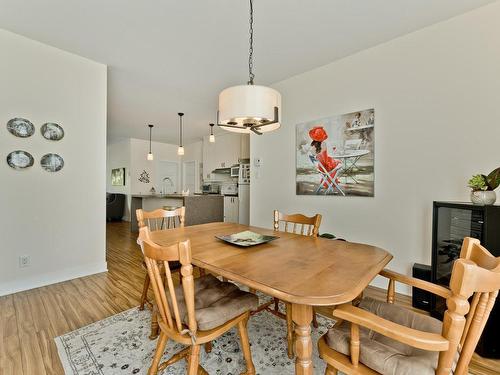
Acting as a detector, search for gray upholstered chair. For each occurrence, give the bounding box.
[318,237,500,375]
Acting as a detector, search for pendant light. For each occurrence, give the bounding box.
[209,123,215,143]
[147,124,154,160]
[177,113,185,156]
[217,0,281,135]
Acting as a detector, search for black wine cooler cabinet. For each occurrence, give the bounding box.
[431,201,500,358]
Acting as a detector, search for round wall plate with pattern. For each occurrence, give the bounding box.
[6,118,35,138]
[7,150,34,170]
[41,122,64,141]
[40,153,64,172]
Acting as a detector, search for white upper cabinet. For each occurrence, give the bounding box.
[203,133,250,180]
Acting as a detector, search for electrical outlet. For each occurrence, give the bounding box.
[19,255,30,268]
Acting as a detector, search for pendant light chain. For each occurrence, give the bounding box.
[248,0,255,85]
[147,124,154,160]
[148,125,152,153]
[178,113,184,147]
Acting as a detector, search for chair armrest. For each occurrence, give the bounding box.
[333,304,449,352]
[380,269,452,300]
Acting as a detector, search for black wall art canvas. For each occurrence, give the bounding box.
[41,122,64,141]
[7,150,34,170]
[7,118,35,138]
[40,153,64,172]
[111,168,126,186]
[138,170,150,183]
[296,108,375,197]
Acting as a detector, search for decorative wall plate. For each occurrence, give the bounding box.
[6,118,35,138]
[7,150,34,170]
[40,153,64,172]
[41,122,64,141]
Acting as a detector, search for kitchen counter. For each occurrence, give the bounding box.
[130,194,223,232]
[131,194,190,198]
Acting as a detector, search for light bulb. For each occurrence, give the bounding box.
[177,146,185,156]
[209,134,215,143]
[147,152,154,161]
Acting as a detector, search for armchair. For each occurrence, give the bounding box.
[318,237,500,375]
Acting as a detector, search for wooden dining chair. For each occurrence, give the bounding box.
[138,226,258,375]
[137,207,186,311]
[318,237,500,375]
[137,206,186,231]
[273,209,322,359]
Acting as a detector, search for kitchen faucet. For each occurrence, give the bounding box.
[162,177,174,194]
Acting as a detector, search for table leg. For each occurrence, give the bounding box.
[292,303,313,375]
[150,307,160,340]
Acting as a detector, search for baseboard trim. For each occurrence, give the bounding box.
[0,261,108,297]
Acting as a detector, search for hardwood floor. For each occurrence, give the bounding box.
[0,221,146,375]
[0,221,498,374]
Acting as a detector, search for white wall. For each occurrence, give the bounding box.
[251,3,500,294]
[0,29,107,296]
[130,138,180,195]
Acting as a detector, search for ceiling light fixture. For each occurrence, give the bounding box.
[177,112,185,156]
[147,124,154,161]
[217,0,281,135]
[209,123,215,143]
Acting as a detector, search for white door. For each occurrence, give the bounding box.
[238,184,250,225]
[223,196,239,223]
[157,161,179,194]
[183,161,197,193]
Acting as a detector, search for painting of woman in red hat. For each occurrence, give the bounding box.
[308,126,342,191]
[296,109,375,196]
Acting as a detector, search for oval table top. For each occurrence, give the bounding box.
[150,222,393,306]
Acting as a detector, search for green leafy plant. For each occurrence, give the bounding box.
[468,167,500,191]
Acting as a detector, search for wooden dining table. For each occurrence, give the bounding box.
[150,222,393,375]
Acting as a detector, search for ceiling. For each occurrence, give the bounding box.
[0,0,495,144]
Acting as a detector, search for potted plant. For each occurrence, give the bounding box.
[468,167,500,205]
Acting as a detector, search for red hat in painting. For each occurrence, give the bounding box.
[309,126,328,142]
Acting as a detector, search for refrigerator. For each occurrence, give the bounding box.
[238,163,250,225]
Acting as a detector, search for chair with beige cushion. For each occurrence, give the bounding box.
[272,209,322,359]
[318,237,500,375]
[136,207,186,311]
[139,226,258,375]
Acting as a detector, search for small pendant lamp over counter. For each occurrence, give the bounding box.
[217,0,281,135]
[177,113,185,156]
[147,124,154,161]
[209,123,215,143]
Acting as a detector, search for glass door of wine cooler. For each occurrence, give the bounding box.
[432,205,483,317]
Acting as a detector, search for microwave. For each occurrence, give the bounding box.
[230,165,240,177]
[221,183,238,196]
[202,183,220,194]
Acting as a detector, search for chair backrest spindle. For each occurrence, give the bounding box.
[137,207,186,232]
[273,210,322,237]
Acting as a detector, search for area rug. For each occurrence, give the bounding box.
[55,299,336,375]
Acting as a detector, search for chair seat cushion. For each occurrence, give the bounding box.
[325,297,444,375]
[171,274,258,331]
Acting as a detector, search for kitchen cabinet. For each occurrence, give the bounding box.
[203,133,250,180]
[224,196,239,223]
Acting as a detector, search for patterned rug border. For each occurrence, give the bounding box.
[54,303,336,375]
[55,307,140,375]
